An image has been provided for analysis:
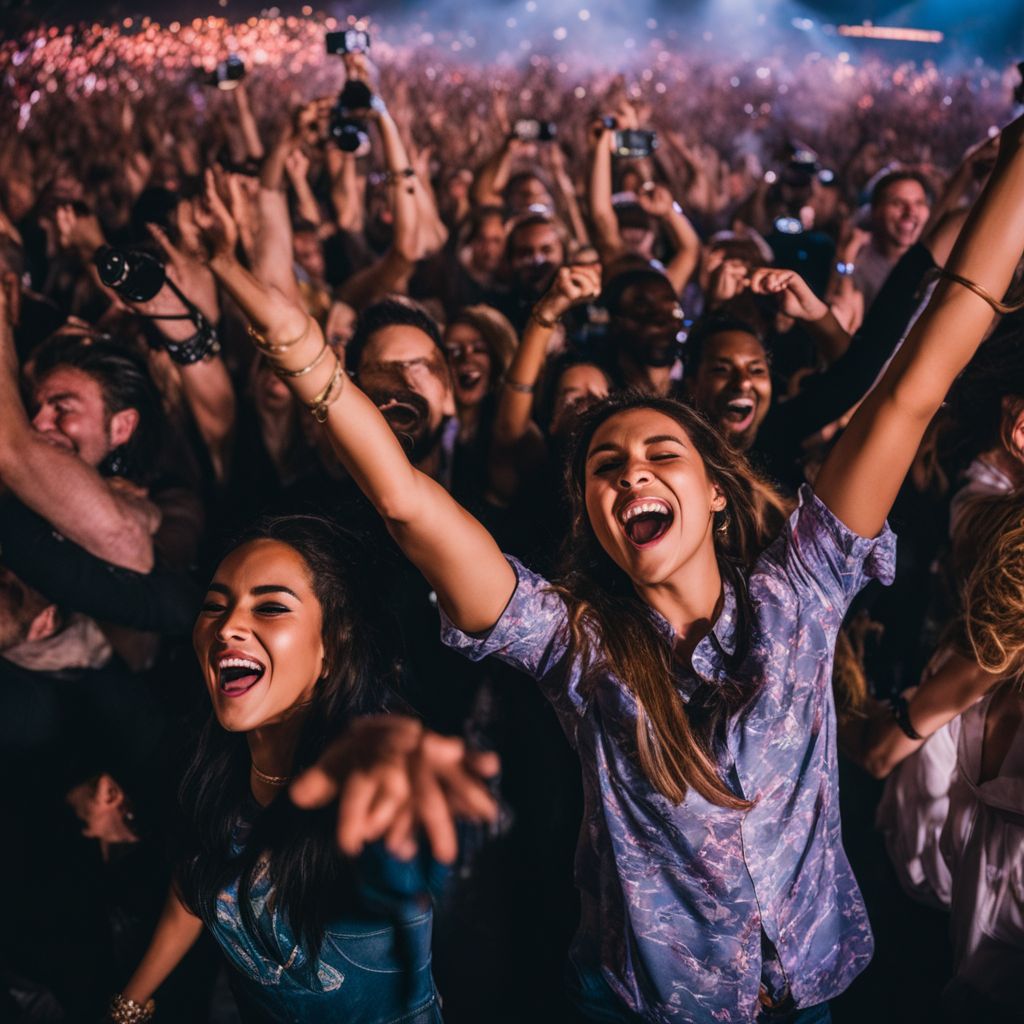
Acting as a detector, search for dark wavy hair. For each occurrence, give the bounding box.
[552,391,787,808]
[31,335,166,484]
[176,514,399,956]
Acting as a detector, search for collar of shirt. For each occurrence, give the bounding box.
[645,579,738,701]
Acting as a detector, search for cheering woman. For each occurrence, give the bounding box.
[198,117,1024,1023]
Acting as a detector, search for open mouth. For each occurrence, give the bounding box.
[457,369,484,391]
[378,398,423,431]
[721,397,756,432]
[619,497,674,548]
[217,654,266,698]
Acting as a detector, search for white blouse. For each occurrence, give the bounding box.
[941,689,1024,1007]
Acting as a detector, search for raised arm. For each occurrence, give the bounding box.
[0,295,156,573]
[587,121,622,264]
[749,267,852,365]
[196,187,514,633]
[232,81,265,163]
[489,264,601,502]
[814,117,1024,538]
[637,183,701,296]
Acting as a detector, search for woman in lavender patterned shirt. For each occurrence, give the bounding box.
[210,116,1024,1023]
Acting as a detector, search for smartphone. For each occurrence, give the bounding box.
[612,129,658,159]
[513,119,558,142]
[326,29,371,55]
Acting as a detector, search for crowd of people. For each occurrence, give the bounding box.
[2,10,1023,1024]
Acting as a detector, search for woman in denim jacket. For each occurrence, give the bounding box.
[200,115,1024,1023]
[111,515,498,1024]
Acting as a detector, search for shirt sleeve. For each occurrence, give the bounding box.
[439,556,570,683]
[778,484,897,622]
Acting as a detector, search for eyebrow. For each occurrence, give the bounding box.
[206,582,301,599]
[587,434,686,460]
[42,391,80,404]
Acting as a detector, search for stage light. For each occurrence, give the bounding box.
[837,24,944,43]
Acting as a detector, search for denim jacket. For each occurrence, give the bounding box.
[208,809,444,1024]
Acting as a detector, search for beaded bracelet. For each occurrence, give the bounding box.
[109,993,156,1024]
[503,378,535,395]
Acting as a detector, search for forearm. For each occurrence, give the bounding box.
[378,114,418,261]
[178,358,237,483]
[471,147,507,208]
[661,208,700,294]
[855,652,996,778]
[233,85,265,161]
[588,136,620,257]
[817,141,1024,534]
[289,173,322,227]
[492,317,552,447]
[330,151,364,233]
[254,188,303,305]
[804,308,851,364]
[0,499,199,633]
[122,887,204,1005]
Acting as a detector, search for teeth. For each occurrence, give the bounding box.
[218,657,263,672]
[727,399,754,412]
[620,499,671,524]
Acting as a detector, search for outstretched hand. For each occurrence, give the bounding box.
[749,267,828,322]
[290,715,500,863]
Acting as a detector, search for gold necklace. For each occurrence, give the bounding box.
[251,762,294,786]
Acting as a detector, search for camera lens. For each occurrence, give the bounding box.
[94,246,166,303]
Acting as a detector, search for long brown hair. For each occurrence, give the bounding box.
[553,391,787,809]
[955,494,1024,682]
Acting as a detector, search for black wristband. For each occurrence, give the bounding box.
[163,321,220,365]
[890,695,923,741]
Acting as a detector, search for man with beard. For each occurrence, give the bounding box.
[850,170,932,313]
[345,298,458,487]
[487,210,569,334]
[601,267,686,397]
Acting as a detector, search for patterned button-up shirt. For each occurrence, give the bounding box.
[442,485,896,1022]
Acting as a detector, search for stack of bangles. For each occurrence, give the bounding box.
[109,993,155,1023]
[247,317,345,423]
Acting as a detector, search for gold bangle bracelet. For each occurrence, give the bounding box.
[247,316,313,354]
[937,268,1024,316]
[274,342,330,379]
[305,357,345,423]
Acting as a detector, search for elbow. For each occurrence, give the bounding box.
[863,751,896,781]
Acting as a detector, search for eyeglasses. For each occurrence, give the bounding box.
[359,355,447,386]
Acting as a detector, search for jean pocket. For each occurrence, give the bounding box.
[322,913,432,976]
